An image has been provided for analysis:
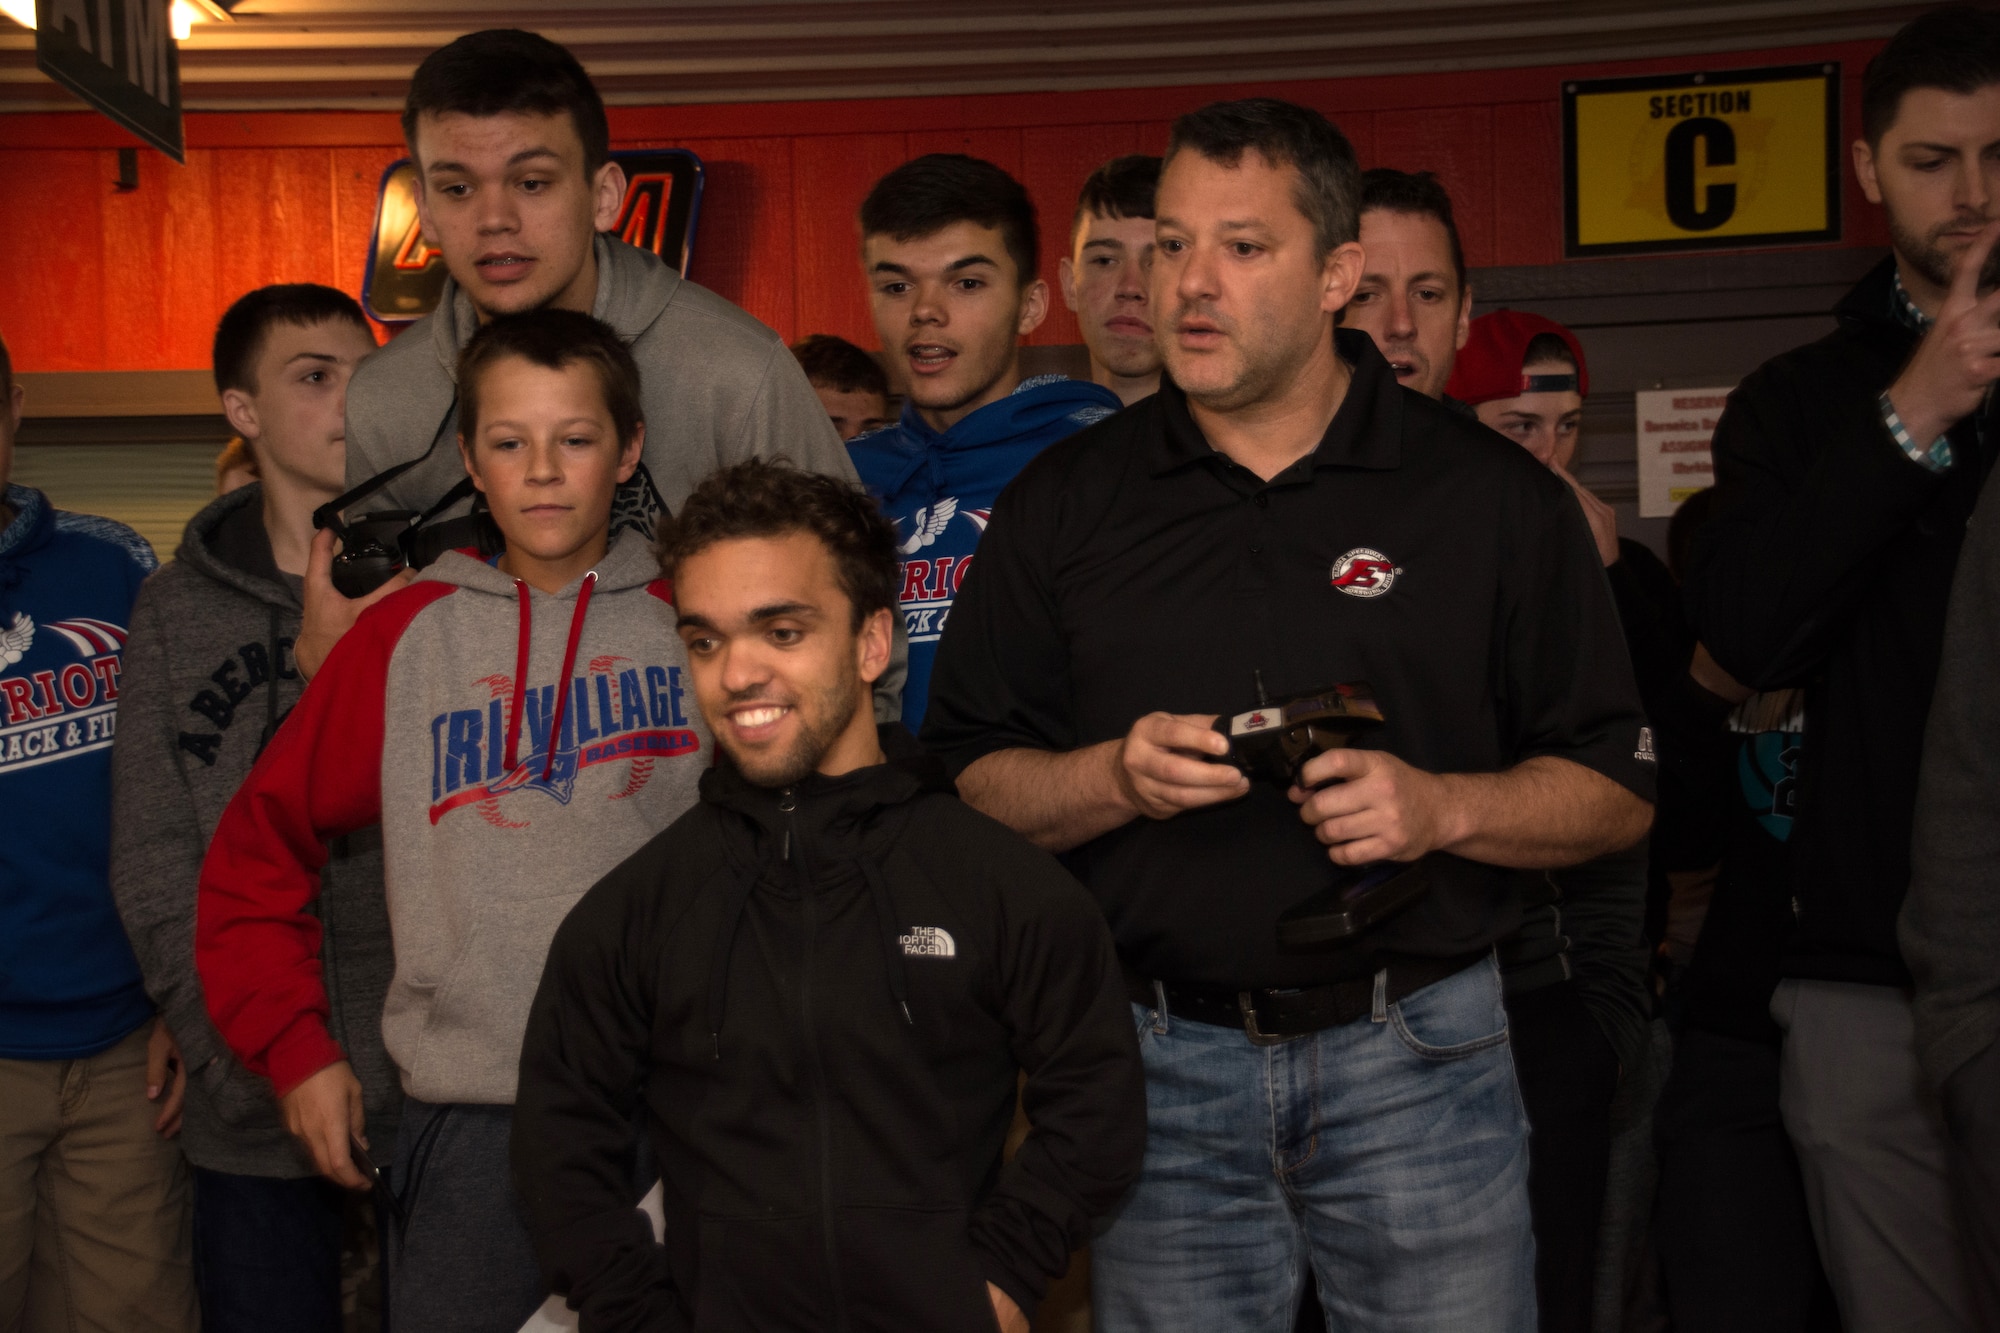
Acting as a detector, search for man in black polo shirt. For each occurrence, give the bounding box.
[923,97,1654,1331]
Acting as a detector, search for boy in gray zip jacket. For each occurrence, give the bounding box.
[111,286,397,1333]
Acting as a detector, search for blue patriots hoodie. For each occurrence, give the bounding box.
[848,374,1120,729]
[0,484,158,1058]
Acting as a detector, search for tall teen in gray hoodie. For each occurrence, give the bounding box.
[307,30,906,711]
[111,285,395,1333]
[198,312,713,1333]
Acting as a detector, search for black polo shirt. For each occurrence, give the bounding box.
[921,330,1655,990]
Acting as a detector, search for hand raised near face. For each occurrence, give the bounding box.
[1886,218,2000,453]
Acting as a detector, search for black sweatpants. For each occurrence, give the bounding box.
[1507,979,1619,1333]
[1652,1026,1838,1332]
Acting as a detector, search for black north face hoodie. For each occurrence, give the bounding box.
[512,726,1144,1332]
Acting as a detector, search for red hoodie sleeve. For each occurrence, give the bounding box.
[196,582,455,1097]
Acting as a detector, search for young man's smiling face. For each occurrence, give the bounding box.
[222,318,378,497]
[412,108,627,321]
[1344,207,1469,400]
[1061,208,1160,387]
[864,219,1048,432]
[672,530,893,787]
[460,355,642,592]
[1152,148,1361,412]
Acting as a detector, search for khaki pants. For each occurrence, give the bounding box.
[1773,978,1978,1333]
[0,1024,198,1333]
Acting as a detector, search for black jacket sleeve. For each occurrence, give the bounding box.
[963,829,1146,1315]
[1549,839,1651,1077]
[1499,471,1656,800]
[1685,358,1945,691]
[921,468,1077,772]
[513,849,684,1333]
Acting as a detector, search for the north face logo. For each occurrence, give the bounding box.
[900,926,957,958]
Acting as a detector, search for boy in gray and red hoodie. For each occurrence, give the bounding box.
[196,309,710,1333]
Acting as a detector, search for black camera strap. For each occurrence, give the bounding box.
[313,394,460,539]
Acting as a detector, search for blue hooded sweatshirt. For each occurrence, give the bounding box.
[0,484,157,1059]
[848,374,1120,730]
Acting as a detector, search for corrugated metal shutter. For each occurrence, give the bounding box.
[12,444,218,561]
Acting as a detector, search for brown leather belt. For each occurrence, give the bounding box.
[1124,952,1487,1046]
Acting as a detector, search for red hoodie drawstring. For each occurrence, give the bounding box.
[540,571,597,781]
[504,571,598,780]
[504,580,532,772]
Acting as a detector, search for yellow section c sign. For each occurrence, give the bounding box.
[1564,63,1841,257]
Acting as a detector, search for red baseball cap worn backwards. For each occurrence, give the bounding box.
[1446,308,1590,406]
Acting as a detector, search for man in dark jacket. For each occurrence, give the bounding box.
[1683,9,2000,1326]
[511,460,1144,1333]
[111,286,401,1332]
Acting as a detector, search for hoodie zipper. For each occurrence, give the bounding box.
[785,786,851,1333]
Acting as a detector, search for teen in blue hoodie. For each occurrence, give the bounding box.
[0,335,198,1331]
[847,154,1120,728]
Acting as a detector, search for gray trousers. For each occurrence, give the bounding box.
[1772,979,1978,1332]
[1942,1036,2000,1330]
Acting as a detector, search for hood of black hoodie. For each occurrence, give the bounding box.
[172,483,299,612]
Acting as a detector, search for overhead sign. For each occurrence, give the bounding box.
[1635,387,1729,517]
[35,0,183,163]
[363,149,706,323]
[1565,64,1838,258]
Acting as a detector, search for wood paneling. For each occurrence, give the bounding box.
[792,131,909,349]
[0,37,1894,372]
[1020,121,1145,347]
[681,135,798,345]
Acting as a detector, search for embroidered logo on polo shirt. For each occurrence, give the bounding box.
[1330,548,1401,598]
[1635,727,1657,763]
[900,926,957,958]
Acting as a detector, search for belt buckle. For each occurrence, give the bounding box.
[1238,991,1299,1047]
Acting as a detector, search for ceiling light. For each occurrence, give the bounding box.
[170,0,195,40]
[0,0,35,31]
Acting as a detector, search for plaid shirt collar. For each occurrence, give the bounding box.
[1892,270,1932,333]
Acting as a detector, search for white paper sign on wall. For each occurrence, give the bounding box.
[1635,386,1731,517]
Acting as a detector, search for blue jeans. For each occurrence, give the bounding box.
[1092,955,1537,1332]
[191,1167,344,1333]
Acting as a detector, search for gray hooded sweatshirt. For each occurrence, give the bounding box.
[346,233,851,528]
[1906,461,2000,1091]
[111,485,399,1177]
[341,232,903,714]
[196,528,710,1106]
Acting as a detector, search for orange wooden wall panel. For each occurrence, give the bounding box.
[1373,105,1497,268]
[99,146,218,369]
[791,131,910,350]
[1019,121,1147,347]
[0,149,107,371]
[1488,101,1564,268]
[681,135,798,344]
[0,38,1892,373]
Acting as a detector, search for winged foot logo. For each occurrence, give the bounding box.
[1,614,130,774]
[428,657,700,826]
[897,499,991,644]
